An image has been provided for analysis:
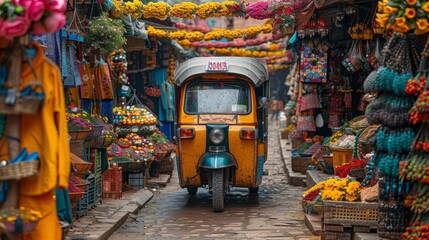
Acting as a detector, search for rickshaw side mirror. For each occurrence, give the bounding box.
[258,97,271,109]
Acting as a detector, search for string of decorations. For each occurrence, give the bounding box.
[110,1,245,20]
[146,23,272,46]
[191,34,280,48]
[202,48,287,58]
[109,1,286,20]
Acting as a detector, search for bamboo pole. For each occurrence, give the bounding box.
[0,36,26,239]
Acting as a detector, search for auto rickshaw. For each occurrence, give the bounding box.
[174,57,270,212]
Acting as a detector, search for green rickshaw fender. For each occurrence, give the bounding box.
[199,152,237,169]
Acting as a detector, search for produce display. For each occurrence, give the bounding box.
[113,105,157,125]
[330,135,355,149]
[328,131,344,145]
[119,133,155,153]
[145,85,161,97]
[295,142,313,155]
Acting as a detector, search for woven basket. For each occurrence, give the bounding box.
[0,96,44,115]
[153,151,167,161]
[88,136,116,148]
[159,157,174,174]
[72,162,92,174]
[349,167,366,180]
[75,183,90,192]
[2,219,39,233]
[87,125,104,140]
[69,129,93,141]
[68,192,85,203]
[0,160,39,180]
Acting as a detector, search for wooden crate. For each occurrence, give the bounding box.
[323,201,378,227]
[322,231,352,240]
[332,148,353,174]
[291,156,312,174]
[102,168,122,199]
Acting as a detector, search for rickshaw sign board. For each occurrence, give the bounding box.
[206,61,229,72]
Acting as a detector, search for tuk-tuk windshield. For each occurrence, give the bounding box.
[185,80,251,114]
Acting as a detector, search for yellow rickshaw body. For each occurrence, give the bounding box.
[174,57,269,190]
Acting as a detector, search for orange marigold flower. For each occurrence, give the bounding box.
[405,8,416,18]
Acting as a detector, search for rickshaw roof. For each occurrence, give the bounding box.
[174,57,269,87]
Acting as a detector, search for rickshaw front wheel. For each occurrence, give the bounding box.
[187,187,198,195]
[249,187,259,194]
[212,169,225,212]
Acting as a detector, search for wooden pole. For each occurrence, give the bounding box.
[1,37,25,239]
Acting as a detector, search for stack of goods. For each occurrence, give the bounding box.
[120,133,155,154]
[400,41,429,239]
[113,105,157,127]
[148,130,176,159]
[364,32,422,239]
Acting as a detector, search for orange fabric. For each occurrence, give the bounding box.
[0,43,70,195]
[79,63,93,99]
[20,190,61,240]
[93,64,114,100]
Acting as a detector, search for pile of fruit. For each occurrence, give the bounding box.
[145,85,161,97]
[113,105,157,126]
[118,133,155,153]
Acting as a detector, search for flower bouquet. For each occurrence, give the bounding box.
[246,1,274,20]
[85,14,126,55]
[271,2,295,39]
[0,207,42,234]
[0,0,66,39]
[376,0,429,35]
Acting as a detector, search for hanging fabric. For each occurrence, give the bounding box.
[300,38,328,83]
[79,61,94,99]
[93,61,114,100]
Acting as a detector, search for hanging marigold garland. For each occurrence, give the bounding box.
[146,23,272,45]
[110,0,246,20]
[205,48,287,58]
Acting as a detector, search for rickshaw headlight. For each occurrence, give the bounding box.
[209,128,225,144]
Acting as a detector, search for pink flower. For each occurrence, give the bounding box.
[1,17,30,39]
[43,0,66,13]
[20,0,46,21]
[43,12,65,32]
[31,21,46,35]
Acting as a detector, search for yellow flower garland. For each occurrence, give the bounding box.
[110,1,243,20]
[168,2,196,19]
[146,23,273,44]
[143,2,170,20]
[209,48,287,58]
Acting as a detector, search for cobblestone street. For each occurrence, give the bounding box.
[110,121,314,239]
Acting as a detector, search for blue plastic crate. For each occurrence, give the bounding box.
[77,174,96,215]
